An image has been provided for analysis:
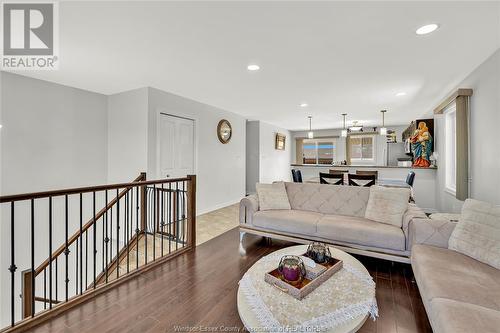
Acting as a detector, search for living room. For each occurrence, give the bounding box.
[0,1,499,333]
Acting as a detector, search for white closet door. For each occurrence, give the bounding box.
[159,114,194,179]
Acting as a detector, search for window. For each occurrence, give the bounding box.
[302,138,336,164]
[350,135,374,161]
[445,103,457,194]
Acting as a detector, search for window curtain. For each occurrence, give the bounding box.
[346,136,352,165]
[295,138,304,164]
[434,89,473,201]
[455,95,469,201]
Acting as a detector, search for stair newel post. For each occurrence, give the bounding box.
[21,269,33,318]
[186,175,197,248]
[140,173,147,233]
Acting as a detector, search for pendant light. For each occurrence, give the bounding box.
[349,121,362,132]
[307,116,314,139]
[341,113,348,137]
[379,110,387,135]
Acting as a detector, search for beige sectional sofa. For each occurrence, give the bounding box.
[410,218,500,333]
[239,182,427,262]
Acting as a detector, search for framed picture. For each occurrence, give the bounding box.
[275,133,286,150]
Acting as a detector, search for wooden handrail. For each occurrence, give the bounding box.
[0,175,189,203]
[33,173,146,276]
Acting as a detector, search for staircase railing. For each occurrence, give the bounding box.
[0,174,196,332]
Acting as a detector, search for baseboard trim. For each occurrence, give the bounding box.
[197,198,240,216]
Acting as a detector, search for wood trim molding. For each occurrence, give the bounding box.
[434,88,473,114]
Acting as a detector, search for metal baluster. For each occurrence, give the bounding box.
[116,189,120,279]
[182,181,186,246]
[75,238,78,295]
[110,200,113,264]
[168,182,172,254]
[144,187,148,266]
[43,268,46,309]
[49,197,53,308]
[30,199,35,317]
[105,190,109,283]
[85,231,87,290]
[153,185,156,261]
[93,192,96,288]
[65,195,69,301]
[9,202,16,326]
[102,193,105,275]
[79,193,83,294]
[55,256,58,303]
[175,182,179,251]
[161,183,164,257]
[135,186,139,270]
[126,191,130,273]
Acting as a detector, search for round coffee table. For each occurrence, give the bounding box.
[237,245,376,333]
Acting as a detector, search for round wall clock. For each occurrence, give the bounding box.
[217,119,232,144]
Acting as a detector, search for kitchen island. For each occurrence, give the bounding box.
[290,164,437,212]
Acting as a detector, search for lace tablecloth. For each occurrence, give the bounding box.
[238,246,378,332]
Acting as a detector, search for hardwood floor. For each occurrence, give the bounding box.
[30,228,432,333]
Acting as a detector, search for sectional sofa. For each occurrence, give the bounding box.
[239,182,427,263]
[410,218,500,332]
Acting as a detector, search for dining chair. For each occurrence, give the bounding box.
[291,169,303,183]
[348,174,376,187]
[319,172,344,185]
[356,170,378,180]
[406,171,415,187]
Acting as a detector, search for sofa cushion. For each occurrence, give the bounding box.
[316,215,405,251]
[412,244,500,312]
[253,210,322,235]
[364,185,410,227]
[256,182,291,211]
[448,198,500,269]
[429,298,500,333]
[285,182,369,217]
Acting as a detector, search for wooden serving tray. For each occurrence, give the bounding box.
[264,256,343,300]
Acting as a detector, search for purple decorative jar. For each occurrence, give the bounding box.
[278,255,306,285]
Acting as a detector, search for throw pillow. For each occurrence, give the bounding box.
[448,199,500,269]
[256,182,291,211]
[364,185,410,227]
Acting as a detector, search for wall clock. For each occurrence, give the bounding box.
[217,119,232,144]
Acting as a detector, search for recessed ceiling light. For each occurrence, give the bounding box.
[396,92,407,97]
[416,23,439,35]
[247,64,260,71]
[300,103,308,108]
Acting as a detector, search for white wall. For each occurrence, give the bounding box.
[0,73,108,194]
[246,121,260,194]
[107,88,149,183]
[147,88,246,214]
[0,72,108,326]
[245,120,292,193]
[435,49,500,212]
[258,121,292,184]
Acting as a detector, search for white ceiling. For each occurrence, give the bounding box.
[11,1,500,130]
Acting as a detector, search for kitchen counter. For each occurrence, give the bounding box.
[290,164,437,170]
[290,164,437,211]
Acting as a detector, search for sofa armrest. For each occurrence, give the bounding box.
[239,195,259,225]
[409,218,457,249]
[402,203,428,249]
